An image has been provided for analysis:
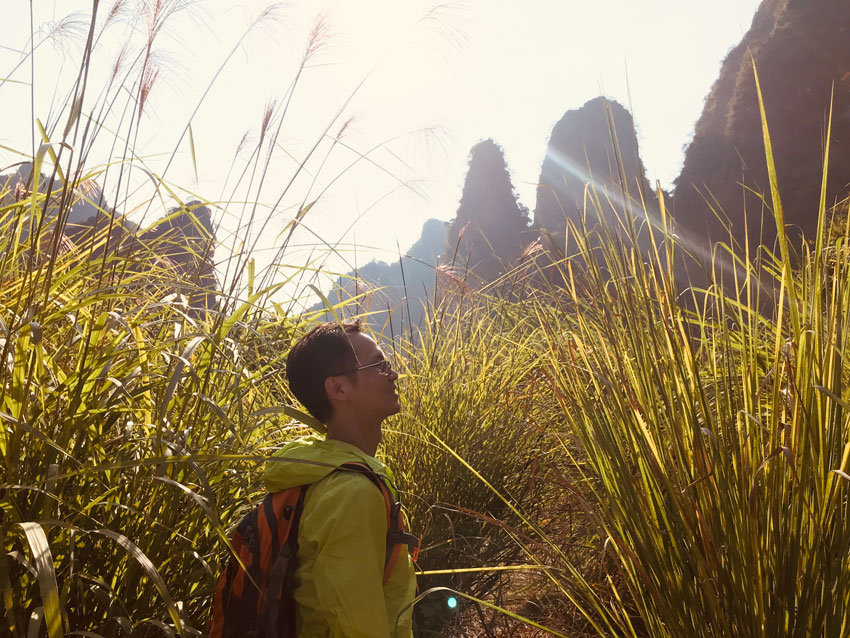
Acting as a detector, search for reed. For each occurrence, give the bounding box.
[0,2,437,636]
[3,3,849,636]
[519,78,850,635]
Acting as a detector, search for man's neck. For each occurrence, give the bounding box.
[325,417,381,457]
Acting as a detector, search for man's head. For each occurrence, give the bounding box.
[286,320,400,427]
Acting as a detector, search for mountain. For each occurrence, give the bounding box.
[0,165,218,310]
[534,97,656,250]
[0,162,134,242]
[673,0,850,261]
[135,201,218,311]
[314,218,447,336]
[443,139,532,283]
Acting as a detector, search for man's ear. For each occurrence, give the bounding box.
[324,375,348,403]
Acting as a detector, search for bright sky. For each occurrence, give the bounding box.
[0,0,761,286]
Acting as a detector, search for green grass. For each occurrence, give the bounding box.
[3,5,850,637]
[0,3,440,636]
[381,76,850,635]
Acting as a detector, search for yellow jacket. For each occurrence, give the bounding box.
[263,436,416,638]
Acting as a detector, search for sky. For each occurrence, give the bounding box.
[0,0,762,288]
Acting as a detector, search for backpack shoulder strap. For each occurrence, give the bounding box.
[338,462,391,521]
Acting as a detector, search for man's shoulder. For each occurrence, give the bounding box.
[314,465,388,500]
[300,466,389,537]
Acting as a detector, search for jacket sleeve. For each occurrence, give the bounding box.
[297,471,391,638]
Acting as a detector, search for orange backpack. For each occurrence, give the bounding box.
[209,462,419,638]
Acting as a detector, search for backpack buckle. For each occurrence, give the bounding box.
[410,535,420,563]
[388,530,421,563]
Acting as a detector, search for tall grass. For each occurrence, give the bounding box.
[511,92,850,634]
[0,159,328,635]
[0,2,446,636]
[4,3,850,637]
[375,80,850,636]
[381,291,561,635]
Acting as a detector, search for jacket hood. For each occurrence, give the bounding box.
[263,434,391,492]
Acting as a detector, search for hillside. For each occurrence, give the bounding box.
[314,218,446,335]
[673,0,850,259]
[1,164,218,310]
[319,0,850,305]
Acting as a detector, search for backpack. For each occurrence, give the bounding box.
[209,462,420,638]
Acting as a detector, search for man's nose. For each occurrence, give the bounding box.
[389,368,399,381]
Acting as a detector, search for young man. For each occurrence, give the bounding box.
[262,320,416,637]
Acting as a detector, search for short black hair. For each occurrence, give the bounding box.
[285,319,362,423]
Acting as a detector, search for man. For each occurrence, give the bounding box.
[262,319,416,637]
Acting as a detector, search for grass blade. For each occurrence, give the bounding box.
[93,529,184,635]
[18,522,62,638]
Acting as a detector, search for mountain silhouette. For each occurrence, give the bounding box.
[313,218,446,336]
[443,139,532,283]
[534,96,657,252]
[0,165,218,310]
[673,0,850,264]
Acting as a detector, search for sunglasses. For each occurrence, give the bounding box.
[333,358,395,377]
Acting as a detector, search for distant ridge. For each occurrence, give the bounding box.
[318,0,850,313]
[313,218,446,336]
[0,164,219,310]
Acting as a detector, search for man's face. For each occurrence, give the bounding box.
[343,332,401,422]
